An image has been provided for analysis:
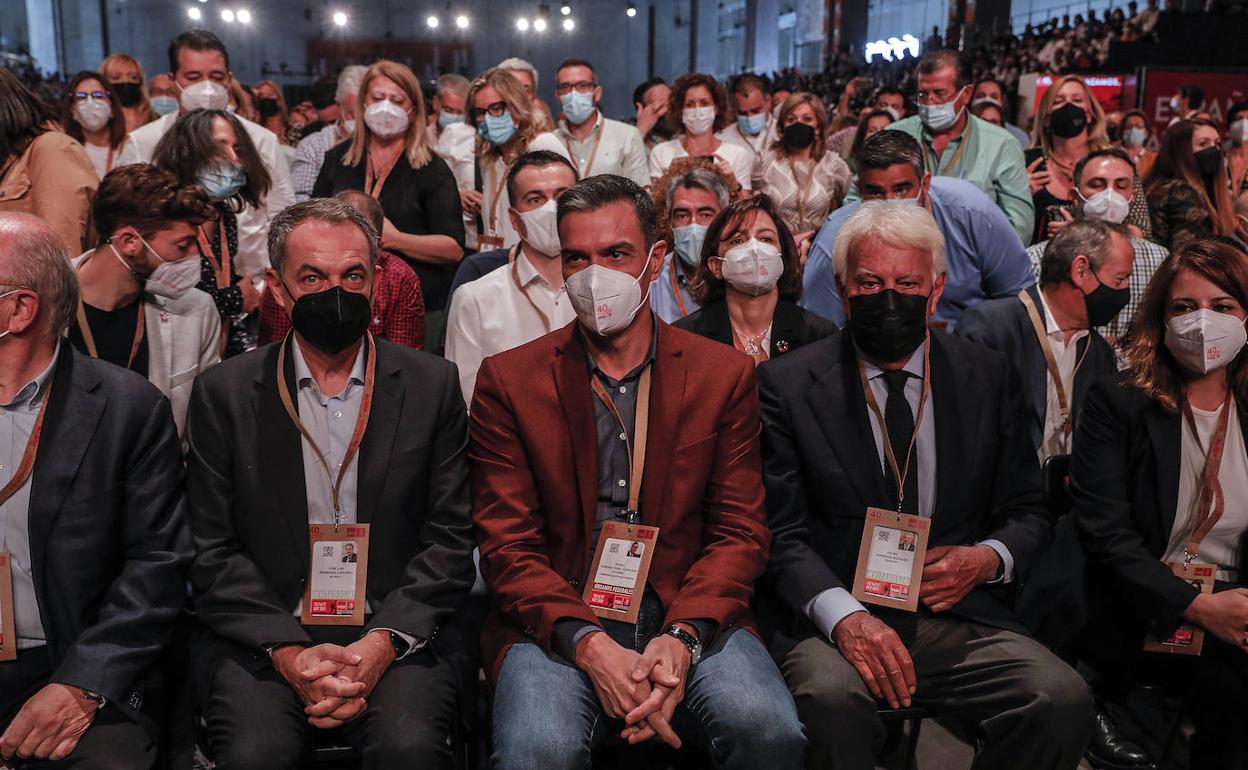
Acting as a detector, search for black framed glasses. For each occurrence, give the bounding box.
[555,80,598,96]
[469,101,509,122]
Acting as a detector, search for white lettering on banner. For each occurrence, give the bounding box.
[864,34,921,63]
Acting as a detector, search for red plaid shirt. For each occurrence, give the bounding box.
[258,250,425,348]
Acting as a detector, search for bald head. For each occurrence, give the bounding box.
[0,213,79,341]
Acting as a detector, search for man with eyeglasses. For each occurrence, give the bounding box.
[878,49,1034,245]
[553,59,649,187]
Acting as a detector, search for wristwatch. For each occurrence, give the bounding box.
[662,624,703,667]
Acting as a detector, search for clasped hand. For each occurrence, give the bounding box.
[272,631,396,729]
[575,630,691,749]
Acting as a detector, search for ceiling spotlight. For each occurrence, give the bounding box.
[533,17,547,31]
[220,8,235,22]
[187,6,202,20]
[626,4,637,17]
[426,14,439,27]
[332,10,348,26]
[236,8,251,23]
[455,14,469,28]
[516,17,529,30]
[561,4,571,14]
[563,17,574,30]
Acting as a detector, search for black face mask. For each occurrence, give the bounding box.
[1195,146,1223,178]
[257,98,281,119]
[1049,102,1088,138]
[112,82,143,108]
[1082,271,1131,327]
[783,122,816,150]
[289,286,372,354]
[848,289,930,363]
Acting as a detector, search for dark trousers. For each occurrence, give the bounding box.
[195,628,459,770]
[0,647,155,770]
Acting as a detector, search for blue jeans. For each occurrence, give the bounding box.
[492,628,805,770]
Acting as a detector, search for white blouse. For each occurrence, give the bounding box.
[647,137,754,192]
[756,150,852,234]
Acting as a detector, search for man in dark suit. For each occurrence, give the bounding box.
[759,201,1092,770]
[0,213,190,769]
[472,175,804,768]
[958,219,1130,461]
[186,199,476,769]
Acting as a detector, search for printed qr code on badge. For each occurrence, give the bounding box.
[322,545,334,557]
[876,530,890,542]
[608,543,619,554]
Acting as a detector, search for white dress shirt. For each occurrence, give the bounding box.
[717,117,777,159]
[479,132,571,249]
[119,111,296,280]
[556,112,650,187]
[1035,289,1088,463]
[802,343,1016,640]
[434,122,480,250]
[445,248,575,404]
[647,137,754,192]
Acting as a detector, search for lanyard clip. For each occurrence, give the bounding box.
[621,509,639,526]
[1182,549,1196,569]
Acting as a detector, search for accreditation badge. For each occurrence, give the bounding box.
[851,507,931,613]
[1142,561,1215,656]
[582,521,659,624]
[301,524,370,626]
[0,552,16,661]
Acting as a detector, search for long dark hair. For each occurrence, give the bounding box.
[1146,118,1237,238]
[693,194,803,304]
[60,71,127,150]
[1122,239,1248,411]
[0,68,56,161]
[151,109,271,211]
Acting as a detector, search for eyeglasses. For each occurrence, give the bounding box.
[72,91,108,102]
[555,80,598,96]
[469,101,509,122]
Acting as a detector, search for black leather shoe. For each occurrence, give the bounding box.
[1085,706,1156,770]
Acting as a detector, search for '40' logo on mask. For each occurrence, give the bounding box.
[597,303,612,320]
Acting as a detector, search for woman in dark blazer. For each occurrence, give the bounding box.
[1070,238,1248,768]
[674,194,836,361]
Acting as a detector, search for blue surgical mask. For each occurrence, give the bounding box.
[561,91,597,126]
[481,113,518,146]
[197,161,247,201]
[151,95,179,115]
[673,224,708,268]
[438,110,464,129]
[737,112,768,136]
[1122,126,1147,148]
[918,87,967,133]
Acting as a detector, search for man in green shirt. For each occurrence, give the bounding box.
[885,49,1035,245]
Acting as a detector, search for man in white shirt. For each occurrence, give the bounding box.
[553,58,649,187]
[717,73,777,161]
[118,30,295,280]
[427,74,469,149]
[291,65,366,201]
[446,151,578,403]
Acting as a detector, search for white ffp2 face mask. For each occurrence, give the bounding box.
[718,238,783,296]
[565,246,655,337]
[1079,187,1131,224]
[364,100,410,139]
[74,97,112,132]
[517,199,561,257]
[179,80,229,112]
[1165,308,1248,375]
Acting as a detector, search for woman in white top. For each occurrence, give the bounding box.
[60,71,129,179]
[648,73,752,196]
[756,92,851,242]
[1070,238,1248,769]
[465,68,570,250]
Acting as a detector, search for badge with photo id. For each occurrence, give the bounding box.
[0,552,16,661]
[582,521,659,624]
[302,524,370,626]
[1143,561,1215,656]
[851,508,931,613]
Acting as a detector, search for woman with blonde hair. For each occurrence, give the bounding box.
[756,92,851,243]
[98,52,157,130]
[1026,74,1112,243]
[253,79,293,145]
[313,59,464,347]
[464,67,569,251]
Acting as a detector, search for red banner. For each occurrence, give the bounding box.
[1140,69,1248,139]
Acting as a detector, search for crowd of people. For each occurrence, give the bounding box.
[2,16,1248,770]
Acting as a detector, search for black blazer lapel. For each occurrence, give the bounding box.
[1021,287,1049,432]
[770,301,804,358]
[930,336,977,536]
[1145,403,1181,547]
[30,346,105,585]
[357,342,403,525]
[699,301,734,347]
[805,338,889,505]
[253,344,311,571]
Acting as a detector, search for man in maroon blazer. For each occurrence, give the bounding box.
[470,174,804,768]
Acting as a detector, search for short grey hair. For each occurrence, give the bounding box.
[267,198,380,276]
[557,174,659,248]
[664,167,730,216]
[1039,218,1132,286]
[497,57,538,90]
[0,213,79,340]
[436,73,469,100]
[337,65,369,104]
[833,201,947,284]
